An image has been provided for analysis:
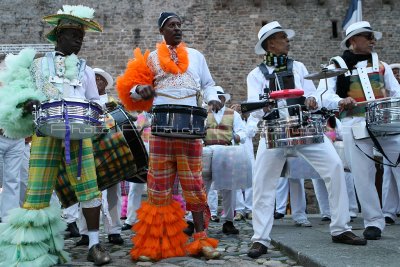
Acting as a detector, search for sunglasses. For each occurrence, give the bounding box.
[354,32,375,40]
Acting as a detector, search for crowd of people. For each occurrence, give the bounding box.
[0,4,400,267]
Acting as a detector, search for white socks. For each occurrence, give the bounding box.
[88,230,99,249]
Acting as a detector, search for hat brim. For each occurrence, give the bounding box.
[95,71,114,90]
[390,63,400,69]
[218,94,231,102]
[43,14,102,44]
[255,29,295,55]
[340,28,382,50]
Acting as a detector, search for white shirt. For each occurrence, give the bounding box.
[315,60,400,110]
[246,60,316,120]
[210,106,247,144]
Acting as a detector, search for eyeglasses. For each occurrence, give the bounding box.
[355,32,375,40]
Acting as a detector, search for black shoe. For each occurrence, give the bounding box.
[321,216,331,222]
[222,221,239,235]
[76,234,89,246]
[332,231,367,245]
[274,212,285,219]
[121,223,132,231]
[247,242,268,258]
[385,216,395,225]
[108,234,124,245]
[66,222,81,238]
[210,215,220,222]
[87,243,111,266]
[183,221,195,236]
[363,226,381,240]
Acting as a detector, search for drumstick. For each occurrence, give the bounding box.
[355,97,392,106]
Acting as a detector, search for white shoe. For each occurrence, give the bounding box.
[295,220,312,227]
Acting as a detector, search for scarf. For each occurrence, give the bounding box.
[264,52,288,72]
[157,41,189,74]
[336,50,371,98]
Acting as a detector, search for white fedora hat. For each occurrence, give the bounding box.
[390,63,400,70]
[340,21,382,50]
[254,21,295,55]
[93,68,114,90]
[214,86,231,102]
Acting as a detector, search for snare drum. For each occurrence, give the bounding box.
[35,98,104,140]
[151,104,207,139]
[366,98,400,133]
[261,111,325,148]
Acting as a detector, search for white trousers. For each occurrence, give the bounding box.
[275,177,307,222]
[0,136,25,221]
[251,136,351,247]
[342,117,400,230]
[204,180,235,221]
[312,172,359,218]
[235,187,253,214]
[207,185,219,216]
[19,144,30,206]
[125,182,145,225]
[382,158,400,220]
[78,183,122,235]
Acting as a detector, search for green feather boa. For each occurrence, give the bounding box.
[0,48,46,139]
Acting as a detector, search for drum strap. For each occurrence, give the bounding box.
[156,92,197,99]
[355,125,400,167]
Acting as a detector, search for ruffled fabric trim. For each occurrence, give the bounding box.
[0,204,70,267]
[130,200,188,261]
[116,48,154,112]
[0,48,46,139]
[157,41,189,74]
[185,231,219,256]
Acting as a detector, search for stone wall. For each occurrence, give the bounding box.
[1,0,399,102]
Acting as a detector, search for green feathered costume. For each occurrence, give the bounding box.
[0,48,69,266]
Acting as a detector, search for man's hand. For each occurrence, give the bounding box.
[105,101,118,112]
[305,97,318,110]
[262,99,276,113]
[208,100,223,113]
[230,103,241,113]
[338,97,357,111]
[233,134,240,144]
[17,99,41,117]
[136,85,156,100]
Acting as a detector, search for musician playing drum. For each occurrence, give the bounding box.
[246,21,366,259]
[116,12,221,261]
[316,21,400,241]
[0,5,111,266]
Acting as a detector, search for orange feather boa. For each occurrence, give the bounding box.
[157,41,189,74]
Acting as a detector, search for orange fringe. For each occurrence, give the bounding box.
[157,41,189,74]
[115,48,154,111]
[130,200,189,261]
[185,231,219,256]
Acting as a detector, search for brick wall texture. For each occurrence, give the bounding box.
[2,0,400,103]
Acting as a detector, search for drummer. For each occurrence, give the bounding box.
[316,21,400,241]
[116,12,221,261]
[246,21,366,259]
[0,5,111,266]
[202,86,247,235]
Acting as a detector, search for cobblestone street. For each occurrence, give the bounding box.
[61,219,304,267]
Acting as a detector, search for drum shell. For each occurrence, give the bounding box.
[262,113,325,148]
[35,98,104,140]
[202,146,213,181]
[366,98,400,133]
[151,104,207,139]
